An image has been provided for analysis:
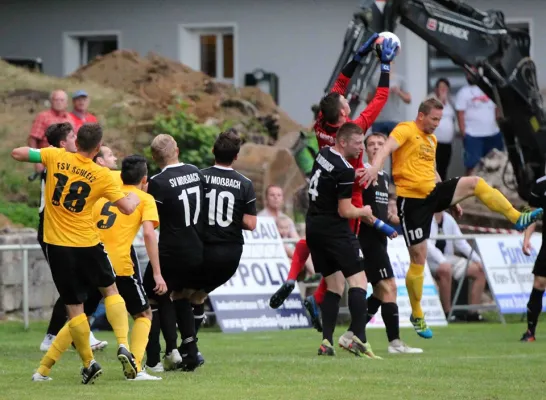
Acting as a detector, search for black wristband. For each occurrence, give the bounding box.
[378,69,390,88]
[341,60,360,78]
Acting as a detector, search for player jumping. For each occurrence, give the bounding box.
[360,98,543,339]
[269,33,399,317]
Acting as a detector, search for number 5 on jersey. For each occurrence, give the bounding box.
[308,169,322,201]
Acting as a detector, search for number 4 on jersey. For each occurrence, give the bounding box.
[308,169,321,201]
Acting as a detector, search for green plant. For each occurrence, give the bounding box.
[0,200,39,228]
[146,101,221,171]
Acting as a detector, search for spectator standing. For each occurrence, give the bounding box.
[258,185,299,240]
[428,78,456,181]
[366,63,412,136]
[70,90,98,134]
[28,90,74,173]
[455,73,503,175]
[426,211,486,322]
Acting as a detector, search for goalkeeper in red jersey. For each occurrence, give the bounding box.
[269,33,400,331]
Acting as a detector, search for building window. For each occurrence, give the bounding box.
[63,31,120,75]
[179,25,236,85]
[426,21,531,94]
[79,36,118,65]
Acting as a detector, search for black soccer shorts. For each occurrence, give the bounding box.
[192,243,243,293]
[533,246,546,278]
[306,216,364,279]
[397,177,461,247]
[45,243,116,305]
[116,247,149,315]
[143,248,204,299]
[360,235,394,285]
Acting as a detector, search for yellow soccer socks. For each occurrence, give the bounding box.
[68,313,94,368]
[131,317,152,372]
[37,323,73,376]
[474,177,520,223]
[104,294,130,348]
[406,263,425,319]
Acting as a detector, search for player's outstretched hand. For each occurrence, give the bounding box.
[451,204,463,219]
[353,32,379,62]
[378,38,399,63]
[153,274,168,295]
[360,165,378,188]
[389,230,398,239]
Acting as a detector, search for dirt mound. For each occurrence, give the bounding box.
[71,50,303,137]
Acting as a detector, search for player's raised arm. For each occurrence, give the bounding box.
[12,147,41,163]
[113,192,141,215]
[330,33,379,96]
[242,181,258,231]
[353,38,399,130]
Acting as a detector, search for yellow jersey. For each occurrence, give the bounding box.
[110,170,123,186]
[40,147,126,247]
[93,185,159,276]
[391,121,437,198]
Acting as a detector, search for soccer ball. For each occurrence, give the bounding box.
[375,31,402,56]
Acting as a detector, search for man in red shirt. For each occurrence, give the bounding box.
[28,90,75,174]
[270,34,399,332]
[70,90,98,133]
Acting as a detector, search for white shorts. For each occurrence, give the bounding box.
[428,255,469,281]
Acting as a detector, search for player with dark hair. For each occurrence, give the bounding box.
[361,98,543,339]
[339,132,422,354]
[269,34,399,318]
[142,133,207,372]
[38,124,107,353]
[306,122,379,358]
[92,154,167,380]
[173,128,257,363]
[13,123,142,384]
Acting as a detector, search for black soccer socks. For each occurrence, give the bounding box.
[381,302,400,342]
[348,287,368,344]
[527,287,544,335]
[366,294,382,323]
[320,291,341,344]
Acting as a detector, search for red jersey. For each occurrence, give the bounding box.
[313,72,389,208]
[70,111,98,134]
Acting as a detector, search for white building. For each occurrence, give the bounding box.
[0,0,542,178]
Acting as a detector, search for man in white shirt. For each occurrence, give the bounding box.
[455,73,503,175]
[258,185,299,239]
[427,211,486,321]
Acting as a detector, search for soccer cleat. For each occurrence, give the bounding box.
[89,331,108,352]
[39,334,55,352]
[520,330,536,342]
[318,339,335,356]
[81,360,102,385]
[340,335,382,359]
[31,372,52,382]
[410,314,433,339]
[128,370,162,381]
[117,345,137,380]
[146,362,165,373]
[163,349,182,371]
[269,280,295,309]
[303,295,323,333]
[514,208,543,231]
[197,351,205,366]
[388,339,423,354]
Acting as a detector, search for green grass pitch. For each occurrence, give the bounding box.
[0,321,544,400]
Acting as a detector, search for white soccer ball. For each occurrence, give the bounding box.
[375,31,402,55]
